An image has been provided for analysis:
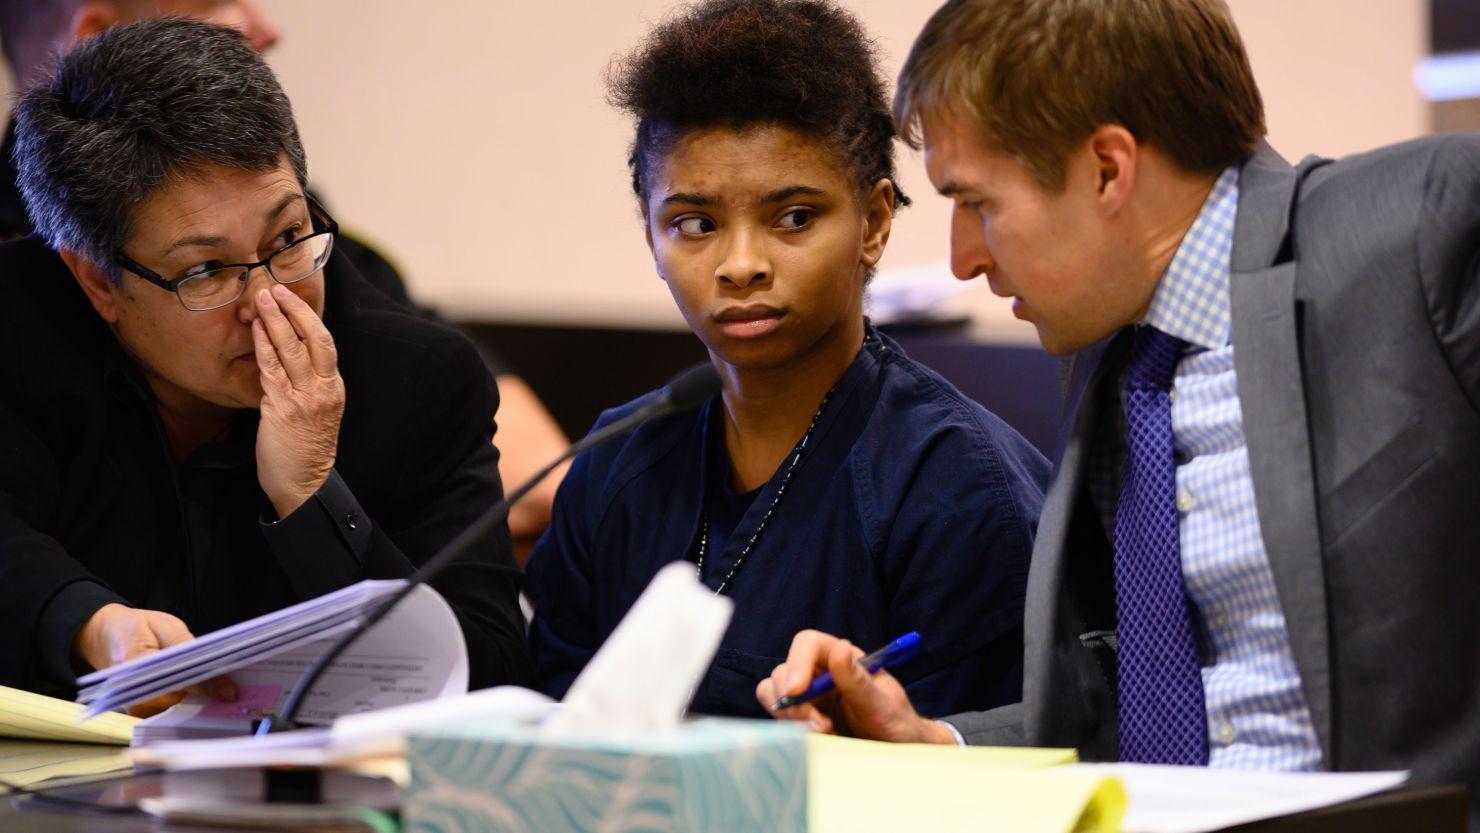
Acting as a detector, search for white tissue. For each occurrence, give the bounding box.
[543,562,733,736]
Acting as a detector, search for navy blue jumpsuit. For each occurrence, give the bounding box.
[526,330,1050,718]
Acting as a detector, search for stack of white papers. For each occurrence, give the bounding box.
[79,581,406,717]
[78,580,470,739]
[1067,763,1409,833]
[130,694,265,745]
[134,686,558,771]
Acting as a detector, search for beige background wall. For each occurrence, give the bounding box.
[3,0,1428,332]
[257,0,958,330]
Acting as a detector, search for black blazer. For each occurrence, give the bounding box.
[0,235,533,694]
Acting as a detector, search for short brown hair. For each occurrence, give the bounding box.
[895,0,1265,189]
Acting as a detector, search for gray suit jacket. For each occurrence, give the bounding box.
[946,135,1480,823]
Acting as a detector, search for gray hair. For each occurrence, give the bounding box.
[13,17,308,275]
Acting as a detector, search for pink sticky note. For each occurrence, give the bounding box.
[199,684,282,719]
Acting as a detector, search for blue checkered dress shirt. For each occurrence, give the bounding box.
[1137,165,1323,771]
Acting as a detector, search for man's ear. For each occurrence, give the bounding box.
[59,249,121,324]
[1086,124,1139,216]
[70,2,123,45]
[860,179,895,269]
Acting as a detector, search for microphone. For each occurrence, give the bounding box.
[255,361,723,735]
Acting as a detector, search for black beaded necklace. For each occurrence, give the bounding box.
[693,329,886,595]
[693,383,837,595]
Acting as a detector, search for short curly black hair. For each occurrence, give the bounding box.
[608,0,908,211]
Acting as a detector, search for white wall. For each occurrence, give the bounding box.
[3,0,1428,333]
[256,0,959,330]
[1233,0,1428,160]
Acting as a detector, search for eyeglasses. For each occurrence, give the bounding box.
[114,196,339,312]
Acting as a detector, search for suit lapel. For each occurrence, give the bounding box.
[1052,341,1110,466]
[1023,334,1117,740]
[1229,143,1335,764]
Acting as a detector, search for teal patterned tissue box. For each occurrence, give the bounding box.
[403,719,807,833]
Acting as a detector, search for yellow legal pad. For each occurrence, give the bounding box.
[0,742,134,789]
[0,684,138,745]
[808,734,1126,833]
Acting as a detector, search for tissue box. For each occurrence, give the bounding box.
[403,718,807,833]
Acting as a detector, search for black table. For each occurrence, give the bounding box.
[2,769,1466,832]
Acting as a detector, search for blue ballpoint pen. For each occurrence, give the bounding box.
[769,632,921,711]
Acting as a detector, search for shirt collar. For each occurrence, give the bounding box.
[1142,165,1240,350]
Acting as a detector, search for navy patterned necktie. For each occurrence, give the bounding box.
[1113,325,1208,765]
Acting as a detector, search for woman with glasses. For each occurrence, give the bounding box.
[0,18,532,708]
[110,195,338,314]
[525,0,1049,718]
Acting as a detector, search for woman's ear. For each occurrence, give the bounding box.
[60,249,121,324]
[860,179,895,268]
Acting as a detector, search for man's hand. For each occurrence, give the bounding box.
[73,604,236,717]
[253,284,345,519]
[757,629,957,744]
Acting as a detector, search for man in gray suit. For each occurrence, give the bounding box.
[759,0,1480,821]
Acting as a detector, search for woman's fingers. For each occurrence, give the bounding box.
[780,629,843,697]
[252,318,287,390]
[759,663,838,732]
[255,287,313,386]
[269,284,338,377]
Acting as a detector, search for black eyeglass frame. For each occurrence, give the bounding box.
[112,194,339,312]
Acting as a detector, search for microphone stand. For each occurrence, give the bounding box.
[254,362,721,736]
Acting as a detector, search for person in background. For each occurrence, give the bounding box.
[1,18,532,711]
[760,0,1480,825]
[524,0,1049,718]
[0,0,569,554]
